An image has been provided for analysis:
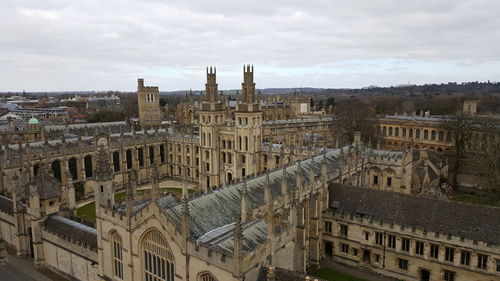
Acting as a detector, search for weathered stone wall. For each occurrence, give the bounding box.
[42,230,98,281]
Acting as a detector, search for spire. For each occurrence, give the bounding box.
[151,163,161,202]
[240,181,248,223]
[281,166,288,196]
[205,65,218,103]
[233,213,243,275]
[264,172,271,204]
[321,153,328,185]
[95,144,113,181]
[296,161,302,191]
[309,157,316,184]
[126,169,136,217]
[64,168,76,210]
[242,64,256,104]
[182,166,188,199]
[181,196,190,243]
[265,173,274,241]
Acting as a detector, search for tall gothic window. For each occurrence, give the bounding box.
[111,231,123,279]
[142,230,175,281]
[113,151,121,172]
[198,272,217,281]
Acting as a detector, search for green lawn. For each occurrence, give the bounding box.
[308,268,366,281]
[76,201,96,222]
[76,187,196,222]
[451,194,500,207]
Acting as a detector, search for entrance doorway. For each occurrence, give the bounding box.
[325,241,333,257]
[363,249,371,263]
[420,269,430,281]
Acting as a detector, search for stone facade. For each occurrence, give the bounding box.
[137,78,162,127]
[322,184,500,281]
[0,67,471,281]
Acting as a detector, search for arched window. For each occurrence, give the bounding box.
[110,231,123,279]
[388,127,393,136]
[424,130,428,140]
[113,151,120,172]
[84,155,93,178]
[138,148,144,167]
[141,230,175,281]
[126,150,133,169]
[52,160,61,182]
[402,128,406,137]
[198,272,217,281]
[395,127,399,137]
[160,145,165,164]
[68,158,78,180]
[149,146,155,164]
[409,128,413,138]
[416,129,420,139]
[382,126,387,136]
[438,131,444,142]
[33,163,40,176]
[431,130,436,140]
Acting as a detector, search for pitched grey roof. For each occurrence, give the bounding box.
[24,164,62,200]
[197,220,268,252]
[43,121,128,132]
[162,148,342,241]
[152,147,347,256]
[43,215,97,250]
[328,183,500,245]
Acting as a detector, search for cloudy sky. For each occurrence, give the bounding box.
[1,0,500,91]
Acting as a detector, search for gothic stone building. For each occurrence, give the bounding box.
[0,141,496,281]
[323,184,500,281]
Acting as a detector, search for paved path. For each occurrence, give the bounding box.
[0,253,57,281]
[320,259,399,281]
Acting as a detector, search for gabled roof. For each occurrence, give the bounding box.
[154,147,346,254]
[328,183,500,245]
[43,215,97,250]
[25,163,62,200]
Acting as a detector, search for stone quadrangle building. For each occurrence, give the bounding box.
[0,66,498,281]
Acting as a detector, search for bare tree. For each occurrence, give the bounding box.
[442,113,474,191]
[334,99,376,146]
[466,119,500,197]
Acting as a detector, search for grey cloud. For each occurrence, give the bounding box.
[1,0,500,91]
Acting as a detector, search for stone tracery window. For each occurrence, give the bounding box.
[142,230,175,281]
[198,272,217,281]
[110,231,123,279]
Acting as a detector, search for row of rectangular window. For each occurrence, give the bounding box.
[326,223,499,273]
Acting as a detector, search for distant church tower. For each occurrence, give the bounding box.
[234,65,263,178]
[199,67,226,192]
[137,78,161,127]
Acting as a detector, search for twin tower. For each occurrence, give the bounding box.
[138,65,259,127]
[204,64,257,106]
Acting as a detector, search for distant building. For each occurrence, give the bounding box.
[137,78,162,127]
